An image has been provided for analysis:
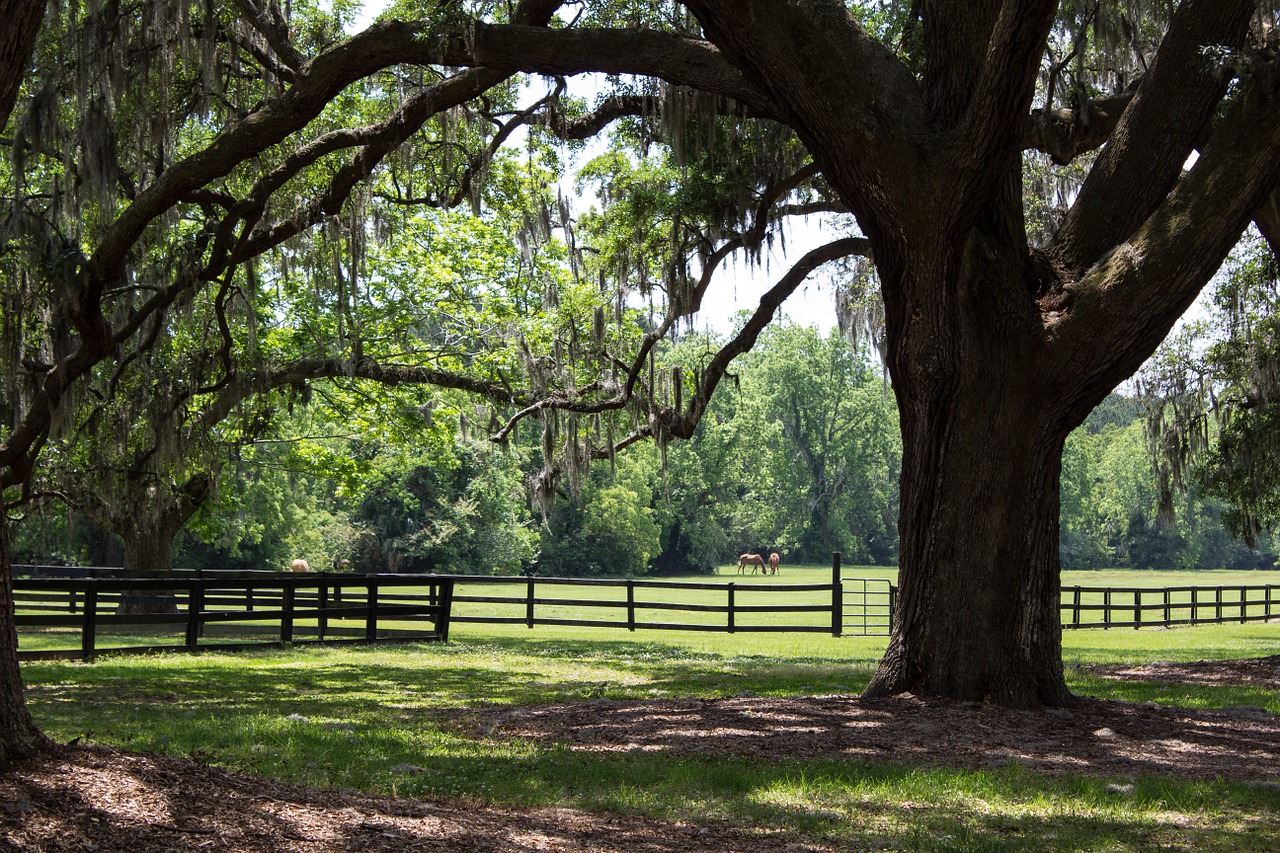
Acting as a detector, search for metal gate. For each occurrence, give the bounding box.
[841,578,895,636]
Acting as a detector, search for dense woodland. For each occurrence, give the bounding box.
[12,312,1279,577]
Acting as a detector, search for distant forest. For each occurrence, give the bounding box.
[13,324,1275,576]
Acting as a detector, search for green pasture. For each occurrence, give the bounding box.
[15,564,1280,852]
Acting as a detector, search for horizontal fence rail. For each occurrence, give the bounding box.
[440,574,844,635]
[14,566,1280,661]
[13,571,453,661]
[1060,583,1280,629]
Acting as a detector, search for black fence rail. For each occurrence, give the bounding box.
[442,574,843,634]
[1061,583,1280,629]
[13,572,453,661]
[14,566,1280,662]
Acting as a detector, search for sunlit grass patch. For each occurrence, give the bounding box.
[19,610,1280,852]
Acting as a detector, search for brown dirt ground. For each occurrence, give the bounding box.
[2,656,1278,852]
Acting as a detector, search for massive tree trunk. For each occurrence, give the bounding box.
[864,229,1076,704]
[676,0,1279,707]
[112,477,210,615]
[115,517,184,616]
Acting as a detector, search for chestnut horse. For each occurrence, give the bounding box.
[768,552,780,575]
[738,553,765,575]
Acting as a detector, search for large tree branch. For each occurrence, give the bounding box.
[680,0,926,234]
[1049,59,1280,412]
[1254,188,1280,262]
[1051,0,1255,275]
[1021,91,1134,165]
[447,22,774,117]
[516,236,872,499]
[231,0,304,77]
[948,0,1058,200]
[0,2,568,486]
[672,237,871,440]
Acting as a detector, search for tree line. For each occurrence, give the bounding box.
[14,319,1276,577]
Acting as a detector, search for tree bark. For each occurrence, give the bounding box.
[0,514,53,767]
[115,519,183,616]
[0,0,45,130]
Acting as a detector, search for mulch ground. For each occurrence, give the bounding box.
[3,656,1278,852]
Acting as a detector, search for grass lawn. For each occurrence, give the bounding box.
[16,564,1280,851]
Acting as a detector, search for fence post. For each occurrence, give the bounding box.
[831,552,842,637]
[1240,587,1248,624]
[366,579,378,641]
[1103,588,1111,630]
[1072,587,1082,627]
[626,580,636,632]
[281,581,295,644]
[435,579,454,642]
[1163,588,1171,626]
[525,578,536,629]
[1216,586,1223,622]
[1268,585,1274,620]
[727,583,736,634]
[185,580,204,652]
[1134,589,1141,630]
[81,582,98,663]
[318,581,329,642]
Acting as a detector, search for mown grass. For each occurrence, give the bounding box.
[19,575,1280,853]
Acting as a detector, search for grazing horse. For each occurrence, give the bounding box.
[290,559,310,573]
[738,553,765,575]
[768,552,780,575]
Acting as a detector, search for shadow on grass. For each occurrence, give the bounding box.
[21,639,1280,851]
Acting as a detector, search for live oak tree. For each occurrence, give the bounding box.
[426,0,1280,706]
[3,0,1280,767]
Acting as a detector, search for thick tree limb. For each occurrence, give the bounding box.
[1052,0,1255,275]
[231,0,304,77]
[1254,189,1280,262]
[673,237,871,439]
[1050,59,1280,410]
[1021,91,1134,165]
[949,0,1058,197]
[455,23,772,116]
[0,0,565,486]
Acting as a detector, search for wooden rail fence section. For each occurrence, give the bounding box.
[13,572,454,661]
[12,565,1280,661]
[1060,583,1280,629]
[446,574,842,633]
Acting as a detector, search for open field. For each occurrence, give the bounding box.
[9,567,1280,852]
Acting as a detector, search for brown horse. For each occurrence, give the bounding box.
[289,559,310,573]
[768,552,780,575]
[738,553,765,575]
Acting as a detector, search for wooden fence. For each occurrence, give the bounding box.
[1060,583,1280,629]
[444,574,844,633]
[12,566,1280,662]
[13,571,454,661]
